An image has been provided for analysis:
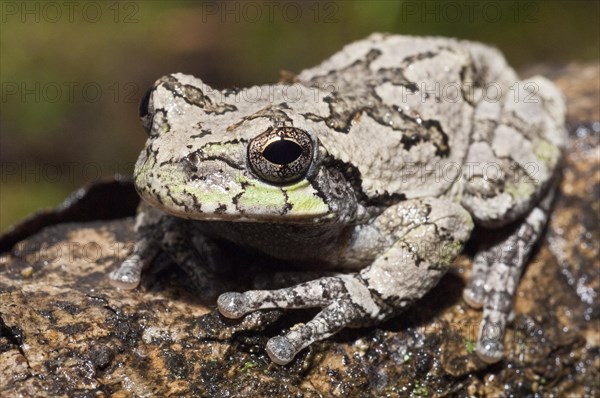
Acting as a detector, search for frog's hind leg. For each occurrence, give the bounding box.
[460,68,565,362]
[460,74,566,227]
[461,43,565,226]
[466,186,555,363]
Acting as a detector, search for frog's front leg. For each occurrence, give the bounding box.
[110,206,231,298]
[217,198,473,365]
[109,205,164,289]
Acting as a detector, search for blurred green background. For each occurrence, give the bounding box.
[1,0,599,232]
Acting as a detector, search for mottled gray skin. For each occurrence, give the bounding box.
[110,34,566,365]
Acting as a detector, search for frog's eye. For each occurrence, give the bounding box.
[248,127,314,184]
[139,86,154,133]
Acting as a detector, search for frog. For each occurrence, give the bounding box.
[109,33,566,365]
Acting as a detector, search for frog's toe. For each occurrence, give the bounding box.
[463,257,489,309]
[476,338,504,364]
[216,277,376,364]
[462,283,485,309]
[266,299,367,365]
[475,312,508,364]
[507,310,515,323]
[217,276,348,318]
[266,336,296,365]
[217,292,248,319]
[109,256,143,290]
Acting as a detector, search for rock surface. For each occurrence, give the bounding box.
[1,64,598,397]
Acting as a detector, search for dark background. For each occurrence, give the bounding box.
[1,0,599,231]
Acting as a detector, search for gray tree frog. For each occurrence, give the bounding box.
[110,34,566,365]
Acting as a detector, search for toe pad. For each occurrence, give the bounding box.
[266,336,296,365]
[217,292,247,319]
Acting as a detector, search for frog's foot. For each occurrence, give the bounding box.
[265,300,366,365]
[465,194,552,363]
[217,276,378,365]
[462,254,488,309]
[110,206,166,289]
[110,210,233,298]
[109,255,144,289]
[110,238,159,290]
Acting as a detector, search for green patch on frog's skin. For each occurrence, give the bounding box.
[438,240,464,265]
[235,176,331,219]
[137,158,331,220]
[422,238,465,266]
[172,178,236,213]
[535,139,561,165]
[201,142,243,159]
[136,156,238,215]
[285,183,331,216]
[235,179,287,213]
[133,151,157,193]
[505,180,535,201]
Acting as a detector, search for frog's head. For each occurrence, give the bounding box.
[133,74,360,224]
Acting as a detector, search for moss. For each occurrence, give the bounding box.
[240,361,257,372]
[411,381,430,397]
[465,339,476,354]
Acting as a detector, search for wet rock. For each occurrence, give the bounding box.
[1,64,598,397]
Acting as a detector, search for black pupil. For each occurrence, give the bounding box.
[262,139,303,165]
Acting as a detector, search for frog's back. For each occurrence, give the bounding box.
[294,33,565,219]
[295,33,484,200]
